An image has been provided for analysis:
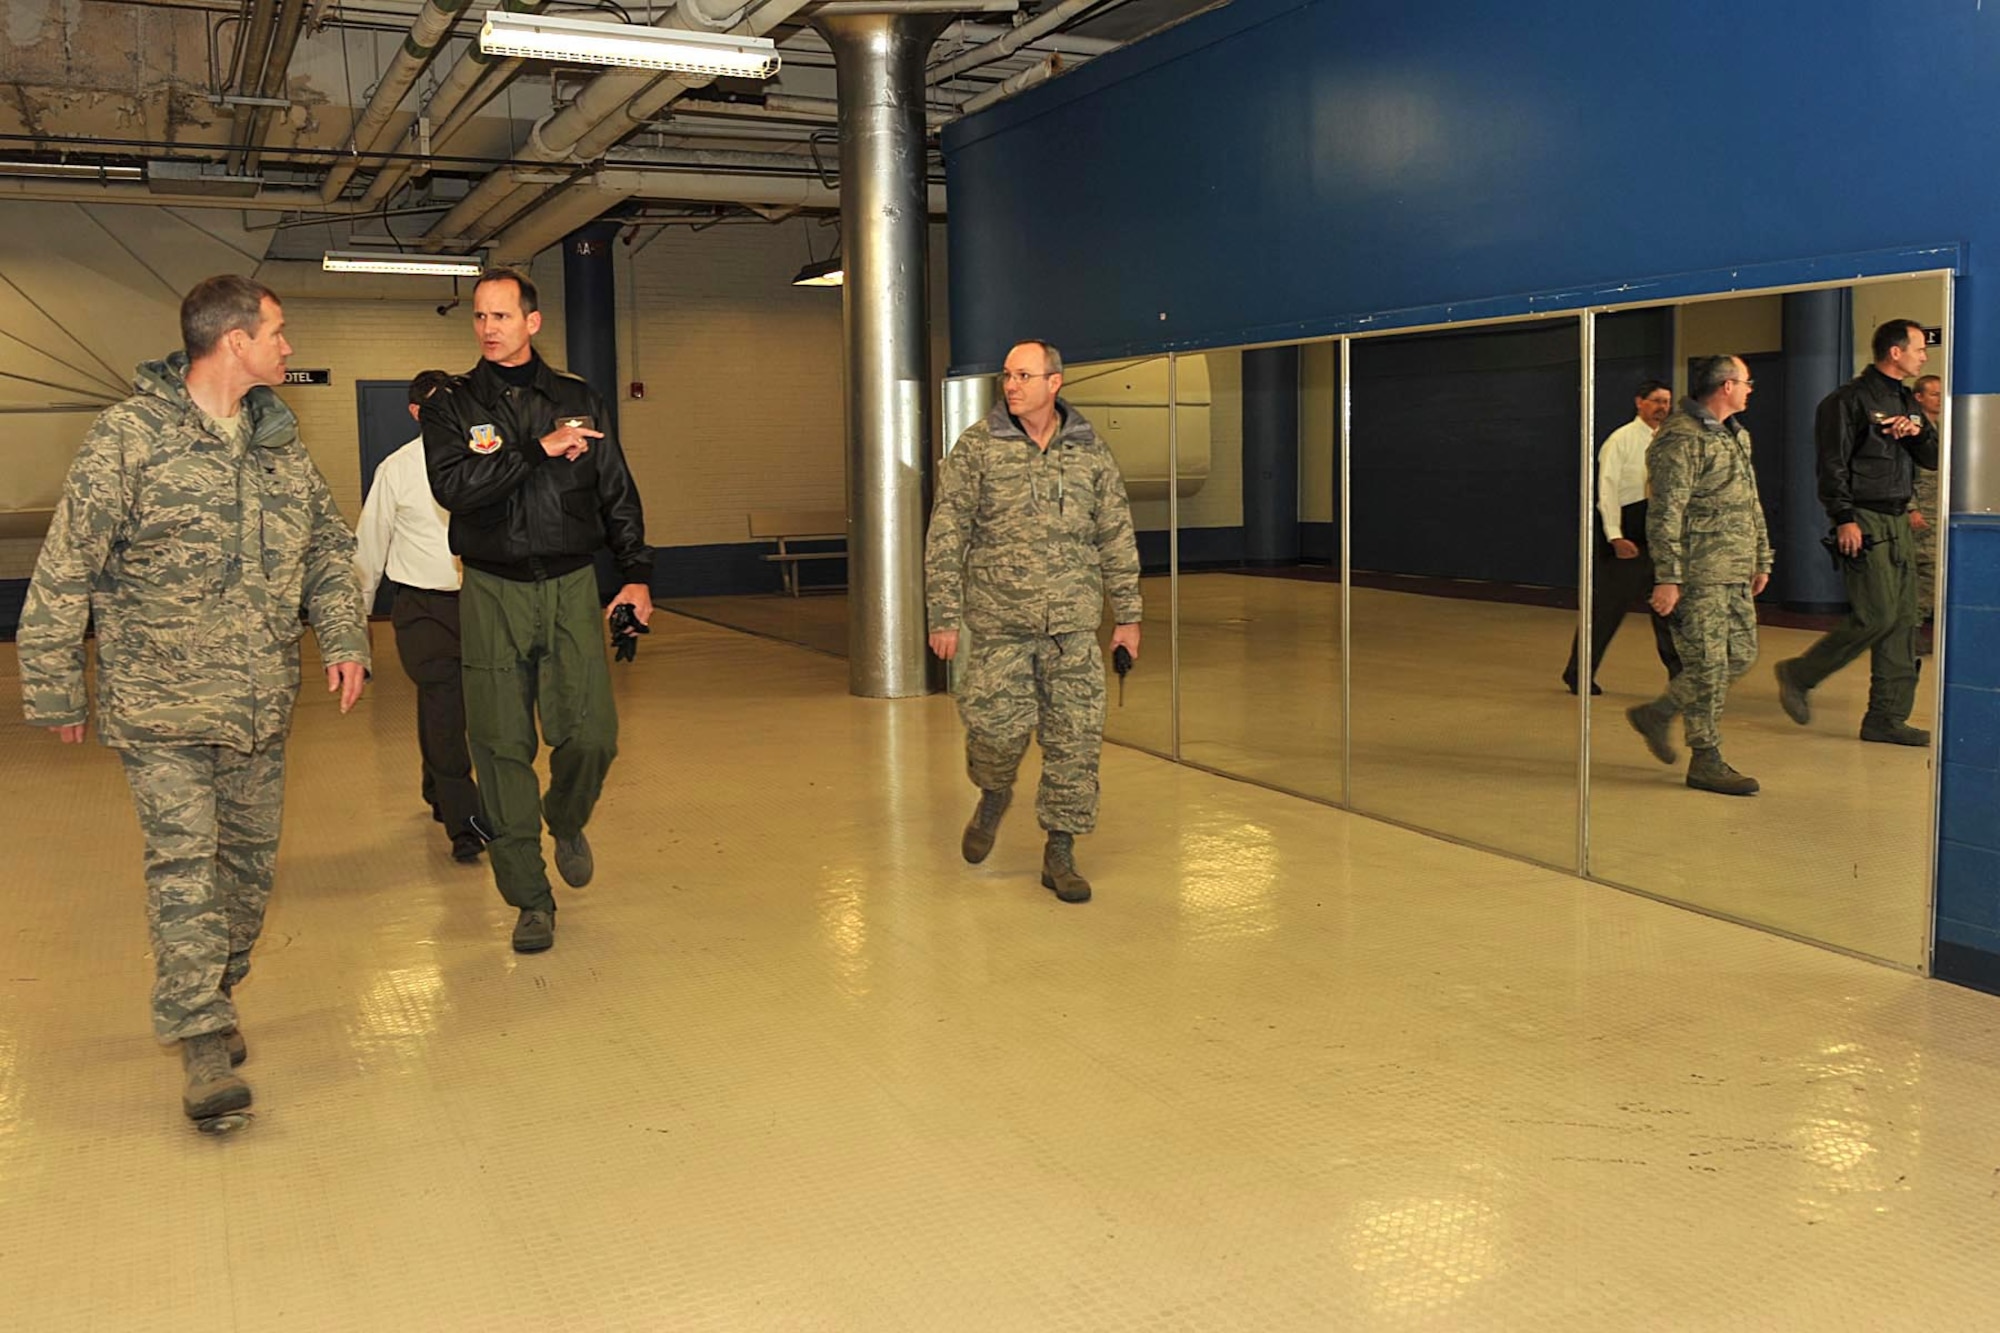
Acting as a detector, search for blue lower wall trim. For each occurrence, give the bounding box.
[1935,940,2000,998]
[1135,526,1247,572]
[0,579,24,641]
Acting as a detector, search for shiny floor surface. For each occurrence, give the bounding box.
[3,620,1996,1330]
[673,574,1936,966]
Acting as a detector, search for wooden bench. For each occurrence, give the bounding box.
[748,509,847,597]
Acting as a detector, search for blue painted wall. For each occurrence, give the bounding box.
[944,0,2000,984]
[944,0,1984,376]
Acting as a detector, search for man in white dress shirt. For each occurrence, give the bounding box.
[1561,379,1684,695]
[356,370,484,860]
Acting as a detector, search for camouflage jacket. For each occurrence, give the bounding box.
[17,354,369,750]
[1646,399,1772,587]
[925,398,1143,635]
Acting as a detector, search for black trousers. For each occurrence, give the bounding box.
[1564,502,1683,687]
[390,584,481,837]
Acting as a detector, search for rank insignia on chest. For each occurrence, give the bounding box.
[468,424,500,454]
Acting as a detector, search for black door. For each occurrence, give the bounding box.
[357,379,417,616]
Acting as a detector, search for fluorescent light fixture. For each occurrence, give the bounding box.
[0,160,143,181]
[791,257,844,287]
[322,250,487,277]
[480,12,781,78]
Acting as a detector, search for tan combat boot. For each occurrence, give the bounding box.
[1687,747,1759,796]
[1040,832,1093,903]
[961,787,1012,864]
[181,1032,252,1122]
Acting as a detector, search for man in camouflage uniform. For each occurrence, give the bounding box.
[1909,373,1942,655]
[17,276,369,1128]
[1625,355,1771,796]
[925,339,1143,903]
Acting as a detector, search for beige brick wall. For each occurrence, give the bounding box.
[2,217,953,581]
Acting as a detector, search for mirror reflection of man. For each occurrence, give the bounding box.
[423,267,653,954]
[1908,373,1942,655]
[1562,379,1683,695]
[1625,355,1771,796]
[1774,320,1939,745]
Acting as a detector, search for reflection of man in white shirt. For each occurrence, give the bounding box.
[1562,380,1683,694]
[355,371,484,861]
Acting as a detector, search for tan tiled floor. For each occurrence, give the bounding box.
[672,573,1936,966]
[1,617,1997,1330]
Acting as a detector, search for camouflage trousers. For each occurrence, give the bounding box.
[959,629,1106,834]
[1913,465,1939,615]
[1653,583,1758,751]
[118,739,287,1043]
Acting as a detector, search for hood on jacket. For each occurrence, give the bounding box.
[133,351,297,451]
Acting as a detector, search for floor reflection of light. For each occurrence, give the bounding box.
[0,1027,21,1181]
[347,961,447,1064]
[815,869,871,999]
[1176,819,1280,938]
[1347,1194,1499,1315]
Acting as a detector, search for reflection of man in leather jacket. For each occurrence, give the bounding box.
[422,266,653,955]
[1774,319,1939,748]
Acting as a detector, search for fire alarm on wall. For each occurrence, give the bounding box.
[629,381,645,399]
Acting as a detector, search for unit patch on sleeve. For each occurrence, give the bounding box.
[468,424,500,454]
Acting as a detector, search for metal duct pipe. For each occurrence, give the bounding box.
[928,0,1100,84]
[814,10,950,698]
[959,53,1060,114]
[241,0,311,174]
[762,93,951,129]
[942,20,1117,56]
[319,0,476,203]
[424,0,815,252]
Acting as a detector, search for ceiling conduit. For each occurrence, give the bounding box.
[927,0,1102,85]
[418,0,758,251]
[240,0,312,174]
[223,0,281,167]
[318,0,477,203]
[358,0,551,208]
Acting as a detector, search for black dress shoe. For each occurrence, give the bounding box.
[451,832,485,862]
[1562,678,1604,696]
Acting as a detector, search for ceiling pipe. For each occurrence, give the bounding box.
[942,20,1117,57]
[317,0,477,203]
[959,52,1060,114]
[420,0,811,252]
[485,165,947,261]
[240,0,311,174]
[223,0,280,167]
[927,0,1102,85]
[363,0,551,206]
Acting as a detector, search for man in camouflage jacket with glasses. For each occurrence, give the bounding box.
[925,339,1143,903]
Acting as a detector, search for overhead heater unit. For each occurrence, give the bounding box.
[479,12,782,78]
[322,251,487,278]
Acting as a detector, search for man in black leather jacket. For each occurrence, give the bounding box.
[423,266,652,953]
[1774,318,1939,747]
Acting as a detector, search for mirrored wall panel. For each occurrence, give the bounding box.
[1066,354,1180,758]
[1347,317,1584,868]
[1171,342,1344,802]
[1584,278,1944,967]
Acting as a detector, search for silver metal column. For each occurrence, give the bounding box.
[1576,312,1595,875]
[814,10,950,698]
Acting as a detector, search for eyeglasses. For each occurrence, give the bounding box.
[998,371,1053,385]
[1727,377,1755,388]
